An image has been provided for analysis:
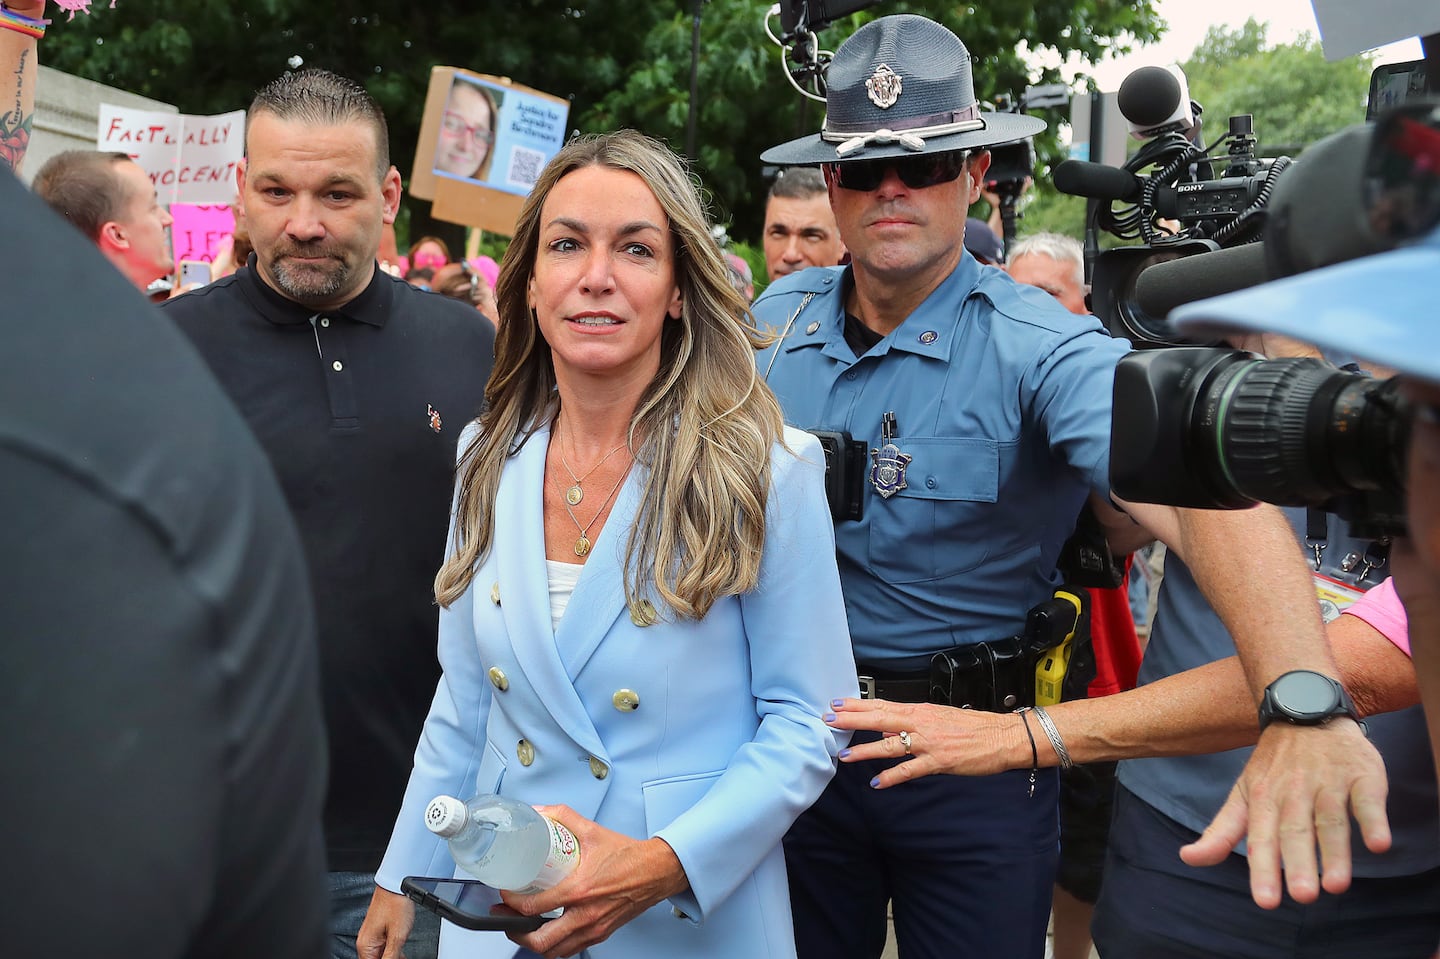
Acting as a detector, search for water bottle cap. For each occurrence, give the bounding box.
[424,795,469,838]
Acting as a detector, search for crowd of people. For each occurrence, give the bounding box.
[5,5,1440,959]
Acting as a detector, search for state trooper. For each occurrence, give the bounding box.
[751,15,1385,959]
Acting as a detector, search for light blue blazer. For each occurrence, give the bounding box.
[376,422,857,958]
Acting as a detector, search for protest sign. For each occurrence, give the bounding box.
[97,105,245,205]
[169,203,236,265]
[411,67,570,236]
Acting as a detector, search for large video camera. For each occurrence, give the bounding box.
[1111,349,1412,537]
[777,0,878,39]
[1055,65,1298,347]
[769,0,885,100]
[986,84,1068,250]
[1104,94,1439,538]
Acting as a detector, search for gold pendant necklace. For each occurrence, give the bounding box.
[558,422,627,507]
[560,465,629,557]
[553,422,631,557]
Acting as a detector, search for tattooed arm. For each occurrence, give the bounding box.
[1,0,44,174]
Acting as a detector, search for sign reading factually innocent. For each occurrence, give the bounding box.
[97,104,246,205]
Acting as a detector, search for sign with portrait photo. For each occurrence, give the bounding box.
[411,67,571,236]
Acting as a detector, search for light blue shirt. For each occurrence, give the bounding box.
[752,255,1129,669]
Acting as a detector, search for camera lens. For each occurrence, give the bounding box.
[1111,348,1410,535]
[1208,360,1408,506]
[1092,241,1229,348]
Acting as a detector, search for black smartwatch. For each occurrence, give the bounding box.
[1258,670,1361,731]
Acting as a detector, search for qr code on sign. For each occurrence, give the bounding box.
[506,146,546,190]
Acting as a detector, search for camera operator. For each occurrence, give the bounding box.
[1172,215,1440,802]
[1398,378,1440,748]
[981,175,1031,250]
[1091,359,1436,958]
[752,14,1385,959]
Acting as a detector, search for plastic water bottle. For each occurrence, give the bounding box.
[425,794,580,894]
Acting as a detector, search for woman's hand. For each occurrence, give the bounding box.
[824,698,1030,788]
[356,885,417,959]
[501,804,690,959]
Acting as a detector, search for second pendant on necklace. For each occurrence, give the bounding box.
[558,455,630,560]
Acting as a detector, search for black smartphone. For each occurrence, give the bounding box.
[400,876,550,932]
[1366,59,1428,120]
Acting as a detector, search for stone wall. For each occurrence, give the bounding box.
[21,65,174,185]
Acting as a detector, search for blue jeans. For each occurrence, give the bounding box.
[328,870,441,959]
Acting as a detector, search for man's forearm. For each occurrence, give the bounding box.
[1169,503,1337,699]
[1046,614,1416,766]
[1046,659,1255,764]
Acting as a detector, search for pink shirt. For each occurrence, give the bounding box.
[1341,577,1410,656]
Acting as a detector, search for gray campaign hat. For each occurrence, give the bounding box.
[762,14,1046,166]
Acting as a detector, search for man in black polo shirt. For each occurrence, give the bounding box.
[163,70,495,959]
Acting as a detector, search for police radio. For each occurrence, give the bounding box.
[810,430,866,521]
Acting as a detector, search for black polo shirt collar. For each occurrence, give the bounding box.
[238,252,393,328]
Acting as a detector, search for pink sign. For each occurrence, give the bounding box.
[170,203,236,264]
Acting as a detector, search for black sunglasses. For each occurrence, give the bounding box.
[826,150,970,192]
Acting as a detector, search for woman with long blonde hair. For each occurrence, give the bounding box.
[360,130,856,959]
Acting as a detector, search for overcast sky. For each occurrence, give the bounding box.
[1076,0,1424,90]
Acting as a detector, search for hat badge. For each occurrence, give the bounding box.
[865,63,903,109]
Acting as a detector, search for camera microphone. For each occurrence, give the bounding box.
[1117,65,1199,141]
[1053,160,1144,202]
[1054,159,1186,217]
[1133,244,1270,320]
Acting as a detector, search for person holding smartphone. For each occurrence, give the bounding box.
[358,129,857,959]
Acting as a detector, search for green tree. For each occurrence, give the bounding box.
[1181,19,1373,157]
[42,0,1164,243]
[44,0,665,245]
[592,0,1165,239]
[1008,19,1376,246]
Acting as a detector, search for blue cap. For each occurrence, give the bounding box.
[964,218,1004,264]
[1171,225,1440,383]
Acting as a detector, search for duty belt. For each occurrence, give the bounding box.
[856,589,1090,711]
[855,667,931,703]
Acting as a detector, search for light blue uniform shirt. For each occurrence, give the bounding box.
[753,255,1129,669]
